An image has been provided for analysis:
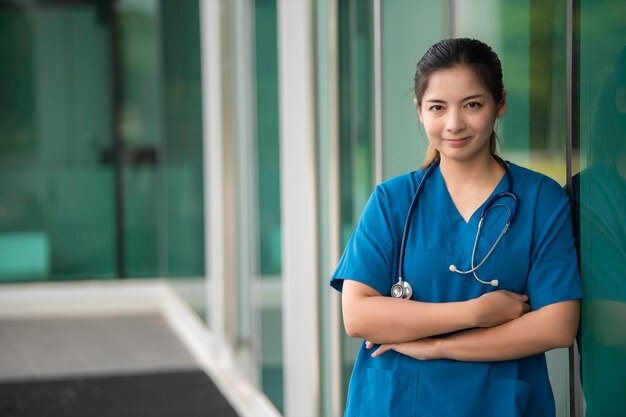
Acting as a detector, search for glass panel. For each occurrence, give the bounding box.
[576,1,626,415]
[338,0,375,406]
[381,0,449,179]
[0,1,205,318]
[117,0,161,277]
[315,1,341,415]
[254,0,283,412]
[160,0,205,315]
[0,4,116,282]
[256,0,281,278]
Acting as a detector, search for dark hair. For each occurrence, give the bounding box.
[414,38,505,167]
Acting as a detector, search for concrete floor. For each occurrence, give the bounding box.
[0,313,199,382]
[0,280,281,417]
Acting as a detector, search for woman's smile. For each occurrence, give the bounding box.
[445,137,471,147]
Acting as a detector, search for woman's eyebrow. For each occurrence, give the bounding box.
[462,94,485,101]
[424,94,485,103]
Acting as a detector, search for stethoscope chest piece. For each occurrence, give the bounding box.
[391,279,413,299]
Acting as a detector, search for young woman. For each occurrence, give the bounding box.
[331,38,582,417]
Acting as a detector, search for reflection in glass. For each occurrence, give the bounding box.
[0,5,116,281]
[0,2,205,317]
[574,44,626,417]
[254,0,283,412]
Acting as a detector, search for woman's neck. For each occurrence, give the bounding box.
[438,153,506,223]
[439,153,504,188]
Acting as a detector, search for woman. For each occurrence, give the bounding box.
[331,38,582,417]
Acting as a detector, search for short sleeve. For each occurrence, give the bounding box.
[526,179,583,310]
[330,185,395,296]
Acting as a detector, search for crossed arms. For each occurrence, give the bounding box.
[342,279,580,362]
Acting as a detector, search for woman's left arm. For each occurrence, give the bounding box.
[371,299,579,361]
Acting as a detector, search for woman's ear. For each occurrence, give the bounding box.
[496,89,507,118]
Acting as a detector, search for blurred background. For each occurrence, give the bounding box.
[0,0,624,416]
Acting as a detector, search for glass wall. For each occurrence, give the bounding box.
[254,0,283,411]
[0,3,116,281]
[576,1,626,415]
[337,0,375,401]
[0,0,205,315]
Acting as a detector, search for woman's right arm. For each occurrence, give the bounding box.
[342,280,531,344]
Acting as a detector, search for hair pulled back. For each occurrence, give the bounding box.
[415,38,505,167]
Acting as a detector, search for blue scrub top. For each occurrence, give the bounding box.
[331,162,582,417]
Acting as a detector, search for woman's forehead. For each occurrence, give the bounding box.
[422,66,491,101]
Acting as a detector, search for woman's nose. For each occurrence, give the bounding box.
[446,110,465,133]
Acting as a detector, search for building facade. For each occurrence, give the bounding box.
[0,1,624,416]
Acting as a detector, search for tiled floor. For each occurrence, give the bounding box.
[0,312,239,416]
[0,313,198,381]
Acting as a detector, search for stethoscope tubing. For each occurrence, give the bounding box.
[394,155,518,297]
[397,160,439,282]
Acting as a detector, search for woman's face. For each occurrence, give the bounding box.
[418,65,506,164]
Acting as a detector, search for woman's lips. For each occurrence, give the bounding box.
[445,137,470,147]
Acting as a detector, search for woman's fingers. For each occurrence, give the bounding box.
[370,344,395,358]
[476,290,532,327]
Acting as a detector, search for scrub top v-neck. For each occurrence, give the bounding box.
[331,162,582,417]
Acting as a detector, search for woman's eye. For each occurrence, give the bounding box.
[429,105,444,111]
[466,101,481,109]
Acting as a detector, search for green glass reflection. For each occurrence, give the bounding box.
[255,0,283,412]
[0,2,204,316]
[117,0,160,277]
[0,5,116,281]
[338,0,375,407]
[117,0,204,279]
[255,0,282,277]
[576,1,626,415]
[160,0,204,279]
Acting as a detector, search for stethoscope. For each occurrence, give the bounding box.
[390,156,519,299]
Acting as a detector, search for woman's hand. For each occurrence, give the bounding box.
[472,290,531,327]
[366,339,442,360]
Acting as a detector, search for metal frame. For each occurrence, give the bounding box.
[108,0,126,279]
[326,4,343,415]
[373,0,383,184]
[566,1,581,416]
[201,0,230,342]
[233,0,260,384]
[278,0,320,415]
[315,0,342,415]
